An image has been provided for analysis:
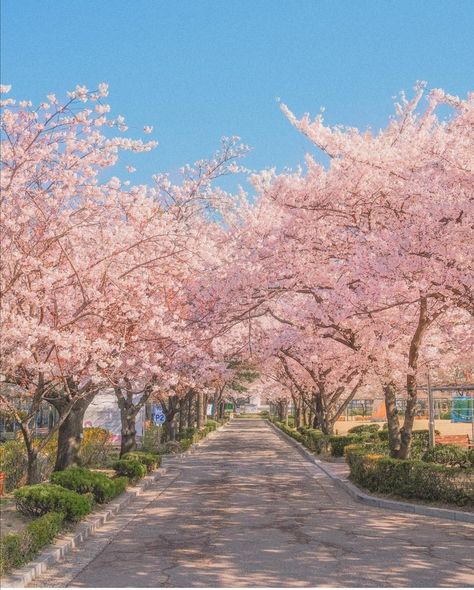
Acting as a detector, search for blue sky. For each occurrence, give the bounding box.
[2,0,473,190]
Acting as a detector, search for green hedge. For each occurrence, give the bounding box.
[0,512,65,576]
[14,484,93,521]
[51,467,127,503]
[328,434,361,457]
[275,422,304,443]
[122,451,160,473]
[112,459,147,482]
[176,427,197,441]
[297,427,329,454]
[347,424,380,435]
[422,444,471,468]
[346,446,474,507]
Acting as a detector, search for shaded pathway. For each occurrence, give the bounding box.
[30,419,473,587]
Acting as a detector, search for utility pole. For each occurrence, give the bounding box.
[427,371,435,450]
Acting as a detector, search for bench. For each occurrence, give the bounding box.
[435,434,472,449]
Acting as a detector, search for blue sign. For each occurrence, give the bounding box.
[152,405,166,425]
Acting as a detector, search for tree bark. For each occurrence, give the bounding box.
[53,395,94,471]
[178,397,186,433]
[187,391,194,428]
[119,405,137,456]
[196,391,204,429]
[398,297,430,459]
[202,393,208,425]
[17,415,40,485]
[293,398,301,429]
[161,395,179,442]
[383,382,401,457]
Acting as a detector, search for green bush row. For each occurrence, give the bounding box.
[0,511,65,576]
[14,484,93,521]
[51,467,128,503]
[112,459,147,482]
[346,446,474,507]
[177,418,223,451]
[423,444,473,468]
[121,451,161,473]
[275,421,305,443]
[274,421,472,464]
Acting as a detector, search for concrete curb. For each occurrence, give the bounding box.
[2,420,230,588]
[267,420,474,524]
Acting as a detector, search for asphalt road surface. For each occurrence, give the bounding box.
[29,419,474,587]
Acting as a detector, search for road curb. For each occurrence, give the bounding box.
[2,420,230,588]
[267,420,474,524]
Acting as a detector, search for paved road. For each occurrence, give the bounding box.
[30,420,473,587]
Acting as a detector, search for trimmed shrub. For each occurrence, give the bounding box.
[14,484,92,521]
[303,429,329,454]
[25,511,65,551]
[122,451,160,473]
[51,467,127,503]
[176,427,196,441]
[346,447,474,507]
[422,444,470,468]
[112,459,146,482]
[378,429,389,441]
[328,435,360,457]
[0,511,65,576]
[348,424,380,435]
[276,422,305,443]
[0,533,25,575]
[468,448,474,467]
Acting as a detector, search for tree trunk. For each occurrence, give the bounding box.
[202,393,208,425]
[384,382,401,457]
[26,451,40,484]
[25,441,40,484]
[212,390,220,419]
[196,391,204,429]
[178,398,186,433]
[161,395,179,442]
[54,396,93,471]
[119,406,137,457]
[293,399,301,429]
[398,297,429,459]
[187,392,194,429]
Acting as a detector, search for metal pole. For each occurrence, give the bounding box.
[427,371,435,449]
[471,391,474,444]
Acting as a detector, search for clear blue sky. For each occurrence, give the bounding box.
[2,0,473,189]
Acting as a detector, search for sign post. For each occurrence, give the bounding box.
[152,405,166,426]
[427,371,435,450]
